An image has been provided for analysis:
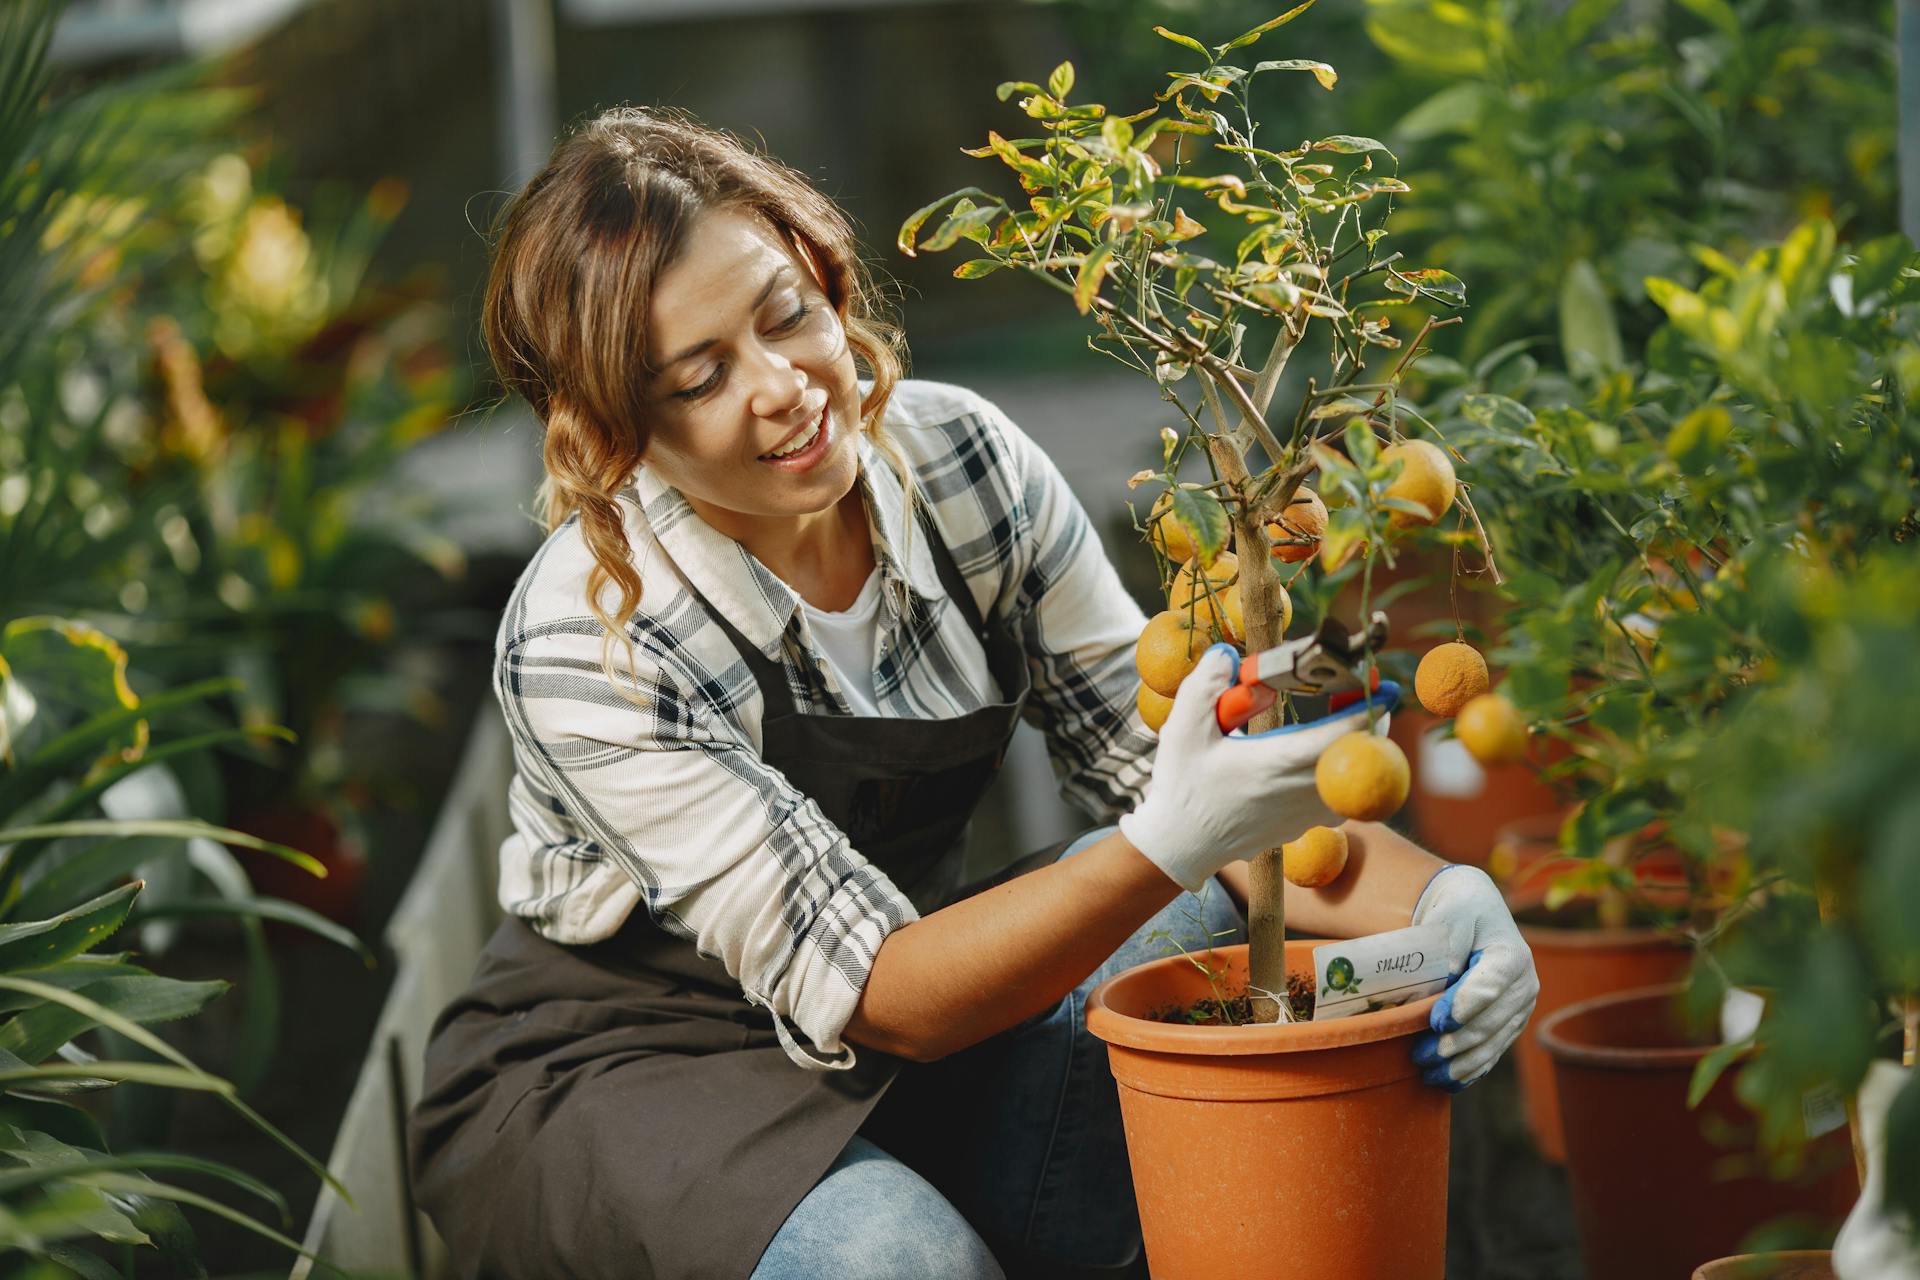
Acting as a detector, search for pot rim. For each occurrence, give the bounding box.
[1085,941,1440,1056]
[1537,980,1730,1070]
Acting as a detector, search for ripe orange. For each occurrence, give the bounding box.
[1148,486,1217,566]
[1136,682,1174,732]
[1266,487,1328,563]
[1455,693,1528,765]
[1314,731,1410,821]
[1169,551,1245,642]
[1135,610,1207,698]
[1283,824,1349,887]
[1415,641,1490,718]
[1380,439,1457,528]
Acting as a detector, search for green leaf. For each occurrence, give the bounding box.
[1048,61,1074,101]
[12,836,180,923]
[919,201,1005,255]
[0,883,140,974]
[1665,405,1732,475]
[1673,0,1738,36]
[1218,0,1319,53]
[951,259,1005,280]
[0,975,229,1063]
[1390,82,1486,141]
[1252,59,1338,91]
[1151,26,1210,59]
[994,80,1043,103]
[1363,0,1488,76]
[1073,243,1114,315]
[0,818,324,880]
[1312,135,1394,161]
[1387,267,1467,309]
[1688,1036,1752,1108]
[1850,234,1917,304]
[1461,394,1535,437]
[132,896,372,964]
[1166,487,1231,567]
[0,617,142,773]
[896,187,999,257]
[1559,259,1624,374]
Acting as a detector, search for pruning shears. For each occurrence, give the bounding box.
[1214,611,1391,735]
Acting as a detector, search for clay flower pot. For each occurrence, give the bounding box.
[1542,984,1857,1280]
[1086,940,1448,1280]
[1692,1252,1835,1280]
[1390,704,1565,869]
[1501,835,1694,1163]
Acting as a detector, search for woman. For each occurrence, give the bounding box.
[410,106,1538,1280]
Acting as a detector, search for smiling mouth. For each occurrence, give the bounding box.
[760,405,827,460]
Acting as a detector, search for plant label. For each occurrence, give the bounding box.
[1312,924,1453,1021]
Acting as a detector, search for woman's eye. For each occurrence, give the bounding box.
[679,367,722,400]
[674,302,815,401]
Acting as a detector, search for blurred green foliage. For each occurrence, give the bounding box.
[1,0,462,1267]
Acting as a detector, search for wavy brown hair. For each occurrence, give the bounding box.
[483,106,912,702]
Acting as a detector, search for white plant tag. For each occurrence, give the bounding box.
[1312,924,1454,1021]
[1803,1083,1848,1140]
[1418,725,1486,799]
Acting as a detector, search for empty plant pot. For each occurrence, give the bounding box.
[1504,866,1694,1162]
[1086,941,1448,1280]
[1542,984,1858,1280]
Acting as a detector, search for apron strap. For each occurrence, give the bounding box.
[695,497,991,720]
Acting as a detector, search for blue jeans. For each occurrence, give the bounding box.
[751,826,1249,1280]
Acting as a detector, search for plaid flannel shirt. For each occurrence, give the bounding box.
[492,378,1155,1069]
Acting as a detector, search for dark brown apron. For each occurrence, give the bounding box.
[410,505,1050,1280]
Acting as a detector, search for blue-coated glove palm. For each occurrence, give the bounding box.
[1409,864,1538,1091]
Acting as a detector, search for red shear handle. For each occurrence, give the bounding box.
[1214,668,1276,734]
[1326,666,1383,713]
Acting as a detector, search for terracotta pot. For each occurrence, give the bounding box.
[1393,705,1567,868]
[1542,985,1858,1280]
[228,802,367,936]
[1693,1252,1836,1280]
[1504,857,1694,1163]
[1085,941,1448,1280]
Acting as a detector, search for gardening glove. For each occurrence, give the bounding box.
[1409,864,1538,1091]
[1120,643,1397,892]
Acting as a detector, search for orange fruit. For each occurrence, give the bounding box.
[1136,682,1175,732]
[1135,610,1207,698]
[1314,731,1410,821]
[1415,641,1490,718]
[1266,487,1328,562]
[1380,439,1457,528]
[1148,487,1218,566]
[1283,825,1349,887]
[1455,693,1527,765]
[1169,551,1245,642]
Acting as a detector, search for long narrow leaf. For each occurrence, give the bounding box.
[0,975,229,1062]
[0,882,139,973]
[132,898,371,965]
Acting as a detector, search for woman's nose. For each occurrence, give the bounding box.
[745,346,808,421]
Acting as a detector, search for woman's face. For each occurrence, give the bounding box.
[640,209,863,527]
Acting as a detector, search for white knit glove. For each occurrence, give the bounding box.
[1120,644,1397,892]
[1410,864,1539,1090]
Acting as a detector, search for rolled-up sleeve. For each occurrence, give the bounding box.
[496,621,918,1070]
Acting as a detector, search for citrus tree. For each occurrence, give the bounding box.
[899,1,1510,1018]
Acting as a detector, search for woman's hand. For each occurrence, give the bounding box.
[1119,644,1392,892]
[1409,865,1540,1090]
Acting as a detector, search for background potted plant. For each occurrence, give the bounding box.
[0,5,367,1269]
[1440,218,1916,1273]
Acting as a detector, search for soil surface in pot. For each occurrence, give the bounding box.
[1148,972,1315,1024]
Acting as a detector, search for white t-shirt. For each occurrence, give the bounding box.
[799,568,888,716]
